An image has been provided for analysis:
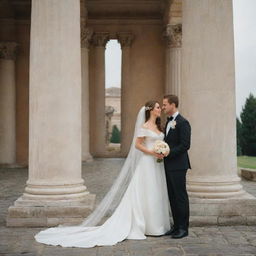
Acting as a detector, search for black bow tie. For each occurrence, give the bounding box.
[167,116,174,122]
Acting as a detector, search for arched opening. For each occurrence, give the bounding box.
[105,40,122,154]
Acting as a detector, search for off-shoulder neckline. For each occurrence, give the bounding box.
[141,127,163,136]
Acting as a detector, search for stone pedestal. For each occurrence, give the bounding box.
[181,0,256,222]
[90,32,109,157]
[190,198,256,226]
[0,42,17,165]
[7,0,95,227]
[81,27,93,162]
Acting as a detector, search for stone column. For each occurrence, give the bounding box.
[182,0,249,199]
[90,32,109,156]
[0,42,17,165]
[7,0,95,227]
[117,32,134,156]
[164,24,182,99]
[81,27,93,162]
[180,0,256,226]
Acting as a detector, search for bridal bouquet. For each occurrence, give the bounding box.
[153,140,170,163]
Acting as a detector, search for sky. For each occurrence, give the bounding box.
[105,40,121,89]
[105,0,256,117]
[233,0,256,116]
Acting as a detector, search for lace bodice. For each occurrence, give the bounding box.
[137,127,164,149]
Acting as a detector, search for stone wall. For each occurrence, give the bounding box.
[89,22,165,157]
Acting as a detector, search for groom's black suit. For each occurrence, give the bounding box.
[164,113,191,232]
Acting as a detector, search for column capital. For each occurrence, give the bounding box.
[91,32,109,47]
[117,32,134,48]
[164,24,182,48]
[0,42,18,60]
[81,27,94,49]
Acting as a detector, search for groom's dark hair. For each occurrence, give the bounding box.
[163,94,179,108]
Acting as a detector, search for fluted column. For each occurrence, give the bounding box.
[81,27,93,162]
[182,0,249,199]
[0,42,18,164]
[90,32,109,156]
[7,0,95,227]
[117,32,134,156]
[164,24,182,99]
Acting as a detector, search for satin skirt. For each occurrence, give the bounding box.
[35,154,170,248]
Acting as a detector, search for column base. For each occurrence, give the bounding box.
[187,175,249,199]
[6,193,96,227]
[82,153,93,162]
[189,196,256,226]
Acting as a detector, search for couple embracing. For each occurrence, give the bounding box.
[35,94,191,248]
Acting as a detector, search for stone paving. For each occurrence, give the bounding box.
[0,159,256,256]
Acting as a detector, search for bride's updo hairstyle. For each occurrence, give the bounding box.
[144,100,162,132]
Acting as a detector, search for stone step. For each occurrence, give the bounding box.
[240,168,256,181]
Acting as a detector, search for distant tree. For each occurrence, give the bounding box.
[240,93,256,156]
[236,118,242,156]
[110,125,121,143]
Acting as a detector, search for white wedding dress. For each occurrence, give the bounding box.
[35,110,170,248]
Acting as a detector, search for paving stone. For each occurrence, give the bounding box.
[182,244,256,255]
[222,232,249,245]
[153,246,183,256]
[0,160,256,256]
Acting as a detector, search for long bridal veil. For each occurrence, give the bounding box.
[79,106,146,227]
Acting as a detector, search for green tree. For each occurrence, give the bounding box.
[110,125,121,143]
[236,117,242,156]
[240,93,256,156]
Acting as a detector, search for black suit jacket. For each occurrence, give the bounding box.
[164,114,191,171]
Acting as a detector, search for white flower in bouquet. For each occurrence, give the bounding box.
[153,140,170,163]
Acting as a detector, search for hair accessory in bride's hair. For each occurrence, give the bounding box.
[145,106,152,111]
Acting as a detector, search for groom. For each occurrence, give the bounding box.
[162,94,191,239]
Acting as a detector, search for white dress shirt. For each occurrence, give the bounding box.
[166,111,179,135]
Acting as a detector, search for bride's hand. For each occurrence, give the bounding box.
[163,152,169,157]
[151,152,164,159]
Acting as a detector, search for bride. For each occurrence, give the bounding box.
[35,100,171,248]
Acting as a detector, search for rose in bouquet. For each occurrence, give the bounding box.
[153,140,170,162]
